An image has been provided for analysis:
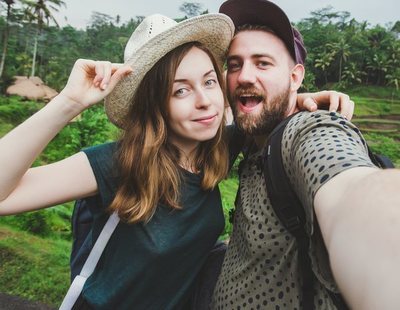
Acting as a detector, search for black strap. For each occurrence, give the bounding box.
[262,113,316,309]
[368,150,395,169]
[328,290,349,310]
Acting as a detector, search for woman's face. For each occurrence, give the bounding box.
[167,47,225,153]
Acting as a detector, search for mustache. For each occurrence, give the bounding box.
[233,86,266,101]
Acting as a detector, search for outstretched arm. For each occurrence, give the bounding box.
[297,90,354,120]
[0,59,132,214]
[315,167,400,309]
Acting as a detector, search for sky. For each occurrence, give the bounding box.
[53,0,398,30]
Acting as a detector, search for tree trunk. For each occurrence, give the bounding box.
[339,57,342,83]
[31,30,39,77]
[0,30,9,78]
[0,5,12,78]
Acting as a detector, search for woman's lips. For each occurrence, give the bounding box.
[193,114,217,124]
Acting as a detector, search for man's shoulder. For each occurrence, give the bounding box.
[286,110,347,129]
[281,110,358,145]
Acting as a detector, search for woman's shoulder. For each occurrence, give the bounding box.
[83,141,118,155]
[82,141,119,175]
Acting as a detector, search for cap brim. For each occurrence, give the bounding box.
[105,13,234,129]
[219,0,295,60]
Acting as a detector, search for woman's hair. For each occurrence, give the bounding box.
[109,42,229,223]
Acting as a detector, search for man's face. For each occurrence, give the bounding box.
[226,30,294,135]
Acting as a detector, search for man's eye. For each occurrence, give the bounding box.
[227,62,240,71]
[258,61,270,68]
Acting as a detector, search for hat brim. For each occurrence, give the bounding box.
[219,0,296,61]
[105,13,234,129]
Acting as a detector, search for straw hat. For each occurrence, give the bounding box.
[105,13,235,128]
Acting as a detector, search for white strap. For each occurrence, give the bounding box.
[59,212,120,310]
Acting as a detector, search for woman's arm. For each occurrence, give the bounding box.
[0,59,132,214]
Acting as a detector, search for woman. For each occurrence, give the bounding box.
[0,13,234,309]
[0,13,352,309]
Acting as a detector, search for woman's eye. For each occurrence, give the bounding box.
[174,88,188,97]
[205,79,217,87]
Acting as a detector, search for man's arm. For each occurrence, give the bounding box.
[314,167,400,310]
[297,91,354,120]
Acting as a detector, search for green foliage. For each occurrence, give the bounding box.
[179,2,204,17]
[75,104,120,146]
[297,7,399,89]
[0,96,43,126]
[0,203,73,239]
[0,5,398,92]
[35,104,118,164]
[219,176,239,240]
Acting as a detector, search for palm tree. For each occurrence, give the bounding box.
[315,50,335,85]
[327,38,351,83]
[22,0,65,77]
[0,0,16,78]
[367,53,389,85]
[342,62,365,85]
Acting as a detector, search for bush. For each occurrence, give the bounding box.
[0,96,43,124]
[0,204,73,239]
[15,212,52,236]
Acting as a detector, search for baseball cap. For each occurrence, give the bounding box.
[219,0,307,65]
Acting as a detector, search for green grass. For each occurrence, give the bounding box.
[347,85,400,101]
[0,225,70,307]
[352,119,400,125]
[363,133,400,166]
[353,97,400,116]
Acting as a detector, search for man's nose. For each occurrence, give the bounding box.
[237,63,256,85]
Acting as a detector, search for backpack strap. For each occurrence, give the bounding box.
[262,113,316,309]
[368,150,395,169]
[60,212,120,310]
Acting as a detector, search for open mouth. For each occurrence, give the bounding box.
[239,95,264,108]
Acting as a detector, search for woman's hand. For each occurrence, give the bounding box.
[59,59,132,110]
[297,91,355,120]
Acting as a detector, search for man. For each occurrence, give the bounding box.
[212,0,400,309]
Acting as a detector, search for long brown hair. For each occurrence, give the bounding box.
[109,42,229,223]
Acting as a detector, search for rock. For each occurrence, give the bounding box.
[0,293,55,310]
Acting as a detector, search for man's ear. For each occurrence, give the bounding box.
[290,64,305,91]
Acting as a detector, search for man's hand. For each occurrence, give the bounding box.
[297,91,354,120]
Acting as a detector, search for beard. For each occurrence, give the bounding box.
[229,84,290,136]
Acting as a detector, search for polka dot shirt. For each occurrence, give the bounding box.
[212,111,376,309]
